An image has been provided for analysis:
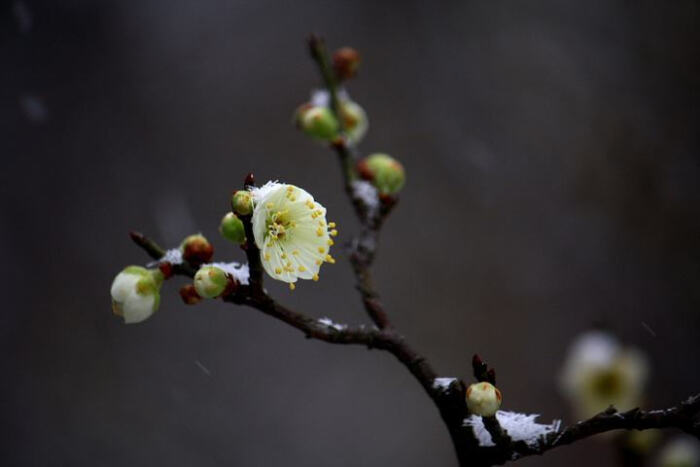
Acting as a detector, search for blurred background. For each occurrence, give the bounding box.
[2,1,699,465]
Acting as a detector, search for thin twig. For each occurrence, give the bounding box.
[126,37,700,467]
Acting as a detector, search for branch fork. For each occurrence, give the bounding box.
[124,35,700,467]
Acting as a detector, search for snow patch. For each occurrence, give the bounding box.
[351,180,379,218]
[147,248,183,268]
[310,88,350,107]
[318,317,348,332]
[203,262,250,285]
[161,248,183,264]
[433,378,458,391]
[250,181,281,203]
[463,411,561,448]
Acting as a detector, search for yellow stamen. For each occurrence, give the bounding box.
[298,265,306,272]
[330,229,338,237]
[289,282,296,290]
[325,255,335,264]
[292,250,299,256]
[264,253,270,261]
[318,247,325,254]
[312,274,319,282]
[274,267,282,274]
[327,239,334,246]
[328,222,336,228]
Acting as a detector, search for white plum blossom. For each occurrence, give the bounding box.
[559,330,649,419]
[658,436,700,467]
[251,182,337,289]
[110,266,163,324]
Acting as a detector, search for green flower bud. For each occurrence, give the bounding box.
[297,105,339,140]
[358,153,405,195]
[231,190,253,216]
[219,212,246,244]
[110,266,163,324]
[339,100,368,145]
[193,266,228,299]
[180,234,213,265]
[466,382,502,417]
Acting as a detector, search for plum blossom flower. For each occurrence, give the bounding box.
[559,331,649,419]
[251,182,337,289]
[658,436,700,467]
[110,266,163,324]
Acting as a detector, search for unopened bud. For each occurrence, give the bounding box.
[193,266,228,299]
[339,100,368,145]
[297,105,339,140]
[333,47,361,81]
[466,382,502,417]
[219,212,246,244]
[358,153,405,195]
[179,284,202,305]
[110,266,163,324]
[232,190,253,216]
[180,234,213,266]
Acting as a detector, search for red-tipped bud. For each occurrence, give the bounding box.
[244,172,255,188]
[179,284,201,305]
[487,368,497,385]
[333,47,361,81]
[180,234,214,266]
[158,262,173,279]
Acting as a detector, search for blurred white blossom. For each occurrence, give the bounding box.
[658,436,700,467]
[559,331,649,419]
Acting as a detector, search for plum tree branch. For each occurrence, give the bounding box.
[124,35,700,467]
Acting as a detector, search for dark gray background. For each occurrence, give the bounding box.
[2,1,699,466]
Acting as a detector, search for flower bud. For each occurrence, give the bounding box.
[219,212,246,244]
[180,234,213,266]
[297,104,339,140]
[466,382,502,417]
[339,100,368,145]
[179,284,202,305]
[110,266,163,324]
[333,47,361,81]
[193,266,228,299]
[232,190,253,216]
[358,153,405,195]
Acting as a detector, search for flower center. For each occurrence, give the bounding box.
[267,210,291,240]
[592,369,623,397]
